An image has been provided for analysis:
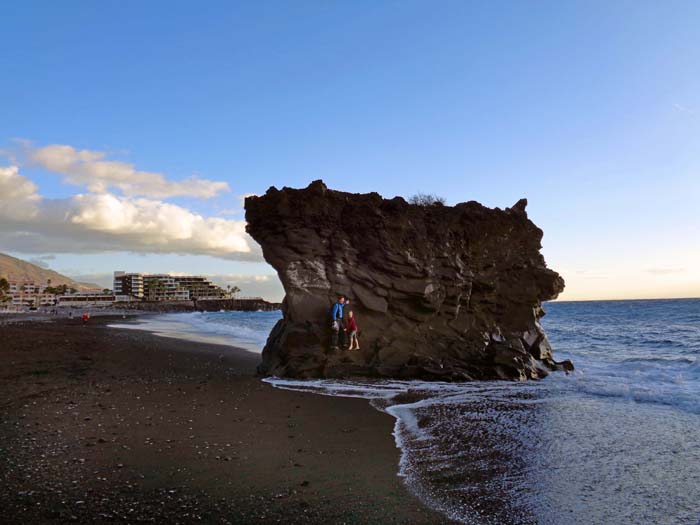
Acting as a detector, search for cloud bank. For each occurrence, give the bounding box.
[22,143,230,199]
[0,164,260,261]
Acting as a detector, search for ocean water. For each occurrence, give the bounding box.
[110,310,282,352]
[266,299,700,525]
[114,301,700,524]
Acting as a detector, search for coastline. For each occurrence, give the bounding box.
[0,316,447,524]
[0,309,147,325]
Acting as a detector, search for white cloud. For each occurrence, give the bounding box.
[673,103,695,115]
[0,165,41,220]
[22,143,229,199]
[0,165,261,261]
[205,273,284,302]
[28,255,56,269]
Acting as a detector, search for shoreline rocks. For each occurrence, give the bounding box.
[245,181,572,381]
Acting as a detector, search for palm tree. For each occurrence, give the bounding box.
[0,278,10,305]
[147,280,166,301]
[0,277,9,295]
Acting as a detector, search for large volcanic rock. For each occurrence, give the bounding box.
[245,181,572,381]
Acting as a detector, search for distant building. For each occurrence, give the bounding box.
[143,274,190,301]
[113,272,144,298]
[172,275,226,300]
[10,292,56,308]
[57,292,116,307]
[2,279,121,310]
[113,271,227,302]
[9,280,43,295]
[6,280,56,308]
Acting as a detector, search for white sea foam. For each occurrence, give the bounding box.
[110,310,282,352]
[115,300,700,524]
[267,371,700,524]
[276,299,700,524]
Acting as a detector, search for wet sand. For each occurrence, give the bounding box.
[0,317,447,524]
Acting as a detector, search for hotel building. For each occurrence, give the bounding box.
[113,272,226,302]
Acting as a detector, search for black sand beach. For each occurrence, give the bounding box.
[0,317,447,524]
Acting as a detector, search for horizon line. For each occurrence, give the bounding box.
[549,296,699,303]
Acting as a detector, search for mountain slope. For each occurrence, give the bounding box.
[0,253,100,290]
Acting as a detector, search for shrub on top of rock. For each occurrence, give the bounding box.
[408,192,446,206]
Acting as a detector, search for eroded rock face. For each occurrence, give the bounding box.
[245,181,572,381]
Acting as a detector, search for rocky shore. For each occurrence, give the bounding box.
[0,317,446,524]
[246,181,572,381]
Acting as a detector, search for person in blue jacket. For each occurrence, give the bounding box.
[330,295,346,349]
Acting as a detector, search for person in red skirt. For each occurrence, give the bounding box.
[346,310,359,350]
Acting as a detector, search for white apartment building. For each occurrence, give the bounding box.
[143,274,191,301]
[9,281,44,294]
[10,292,56,307]
[6,280,56,308]
[56,292,117,307]
[113,271,226,302]
[3,280,121,309]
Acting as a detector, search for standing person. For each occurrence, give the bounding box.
[342,298,351,349]
[82,312,88,325]
[346,310,360,350]
[330,295,346,349]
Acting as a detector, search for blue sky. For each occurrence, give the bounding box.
[1,1,699,300]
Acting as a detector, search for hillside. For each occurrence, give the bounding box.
[0,253,100,290]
